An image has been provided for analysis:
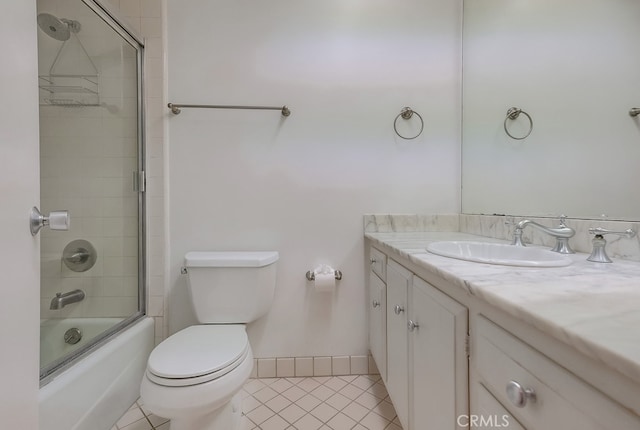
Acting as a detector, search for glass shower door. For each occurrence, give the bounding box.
[37,0,145,381]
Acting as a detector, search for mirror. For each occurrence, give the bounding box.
[461,0,640,221]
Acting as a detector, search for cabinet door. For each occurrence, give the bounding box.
[386,260,411,429]
[410,276,468,430]
[368,271,387,381]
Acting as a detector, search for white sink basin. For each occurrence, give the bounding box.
[426,241,572,267]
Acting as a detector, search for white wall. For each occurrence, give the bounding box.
[167,0,462,358]
[0,0,41,427]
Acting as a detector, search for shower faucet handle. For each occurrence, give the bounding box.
[30,206,70,236]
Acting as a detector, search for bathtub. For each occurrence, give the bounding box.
[40,317,126,368]
[39,316,154,430]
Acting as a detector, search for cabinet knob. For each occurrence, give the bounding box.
[408,320,419,332]
[506,380,536,408]
[372,300,380,308]
[394,305,405,315]
[370,258,377,265]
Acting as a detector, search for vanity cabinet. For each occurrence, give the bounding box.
[368,247,387,381]
[386,260,411,428]
[410,276,468,430]
[384,258,469,430]
[367,239,640,429]
[471,315,640,429]
[472,383,524,430]
[369,246,386,281]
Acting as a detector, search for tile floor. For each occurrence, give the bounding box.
[112,374,402,430]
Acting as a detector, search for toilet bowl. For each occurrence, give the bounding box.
[140,251,278,430]
[140,325,253,430]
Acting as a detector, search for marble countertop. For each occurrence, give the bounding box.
[366,231,640,385]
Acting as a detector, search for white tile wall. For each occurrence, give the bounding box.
[276,358,295,378]
[255,355,379,378]
[258,358,277,378]
[38,2,140,320]
[295,357,314,378]
[313,357,332,377]
[37,0,166,343]
[111,0,167,344]
[331,356,351,376]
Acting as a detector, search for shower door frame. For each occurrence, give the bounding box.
[39,0,147,385]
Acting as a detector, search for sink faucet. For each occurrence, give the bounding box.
[512,216,575,254]
[50,289,85,310]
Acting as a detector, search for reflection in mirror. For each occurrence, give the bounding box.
[462,0,640,221]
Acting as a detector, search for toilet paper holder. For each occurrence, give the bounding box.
[305,269,343,281]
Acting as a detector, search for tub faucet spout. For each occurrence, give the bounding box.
[50,289,85,310]
[512,216,576,254]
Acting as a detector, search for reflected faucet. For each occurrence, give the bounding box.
[512,217,576,254]
[50,289,85,310]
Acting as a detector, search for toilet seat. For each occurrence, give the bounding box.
[146,325,249,387]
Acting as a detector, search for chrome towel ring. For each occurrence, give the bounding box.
[394,107,424,140]
[504,107,533,140]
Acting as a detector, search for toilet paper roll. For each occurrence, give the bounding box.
[314,272,336,293]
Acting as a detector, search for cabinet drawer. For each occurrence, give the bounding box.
[369,247,386,281]
[471,382,525,430]
[474,316,640,429]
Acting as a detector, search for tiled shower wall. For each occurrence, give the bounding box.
[38,0,166,345]
[111,0,167,346]
[38,1,140,320]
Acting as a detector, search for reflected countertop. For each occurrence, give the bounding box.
[365,231,640,385]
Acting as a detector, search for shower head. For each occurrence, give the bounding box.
[37,13,81,41]
[37,13,70,41]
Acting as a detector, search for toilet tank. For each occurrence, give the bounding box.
[184,251,278,323]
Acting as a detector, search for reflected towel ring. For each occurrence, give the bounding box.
[504,107,533,140]
[394,107,424,140]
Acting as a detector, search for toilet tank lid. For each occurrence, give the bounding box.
[185,251,279,268]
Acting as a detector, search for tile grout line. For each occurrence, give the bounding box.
[242,374,398,429]
[115,374,399,430]
[140,407,158,430]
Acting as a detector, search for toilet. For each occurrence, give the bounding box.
[140,251,279,430]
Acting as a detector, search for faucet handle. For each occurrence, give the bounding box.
[551,216,575,254]
[556,215,576,233]
[588,227,636,238]
[553,215,575,237]
[587,228,636,263]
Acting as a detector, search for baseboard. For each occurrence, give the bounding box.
[251,354,380,378]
